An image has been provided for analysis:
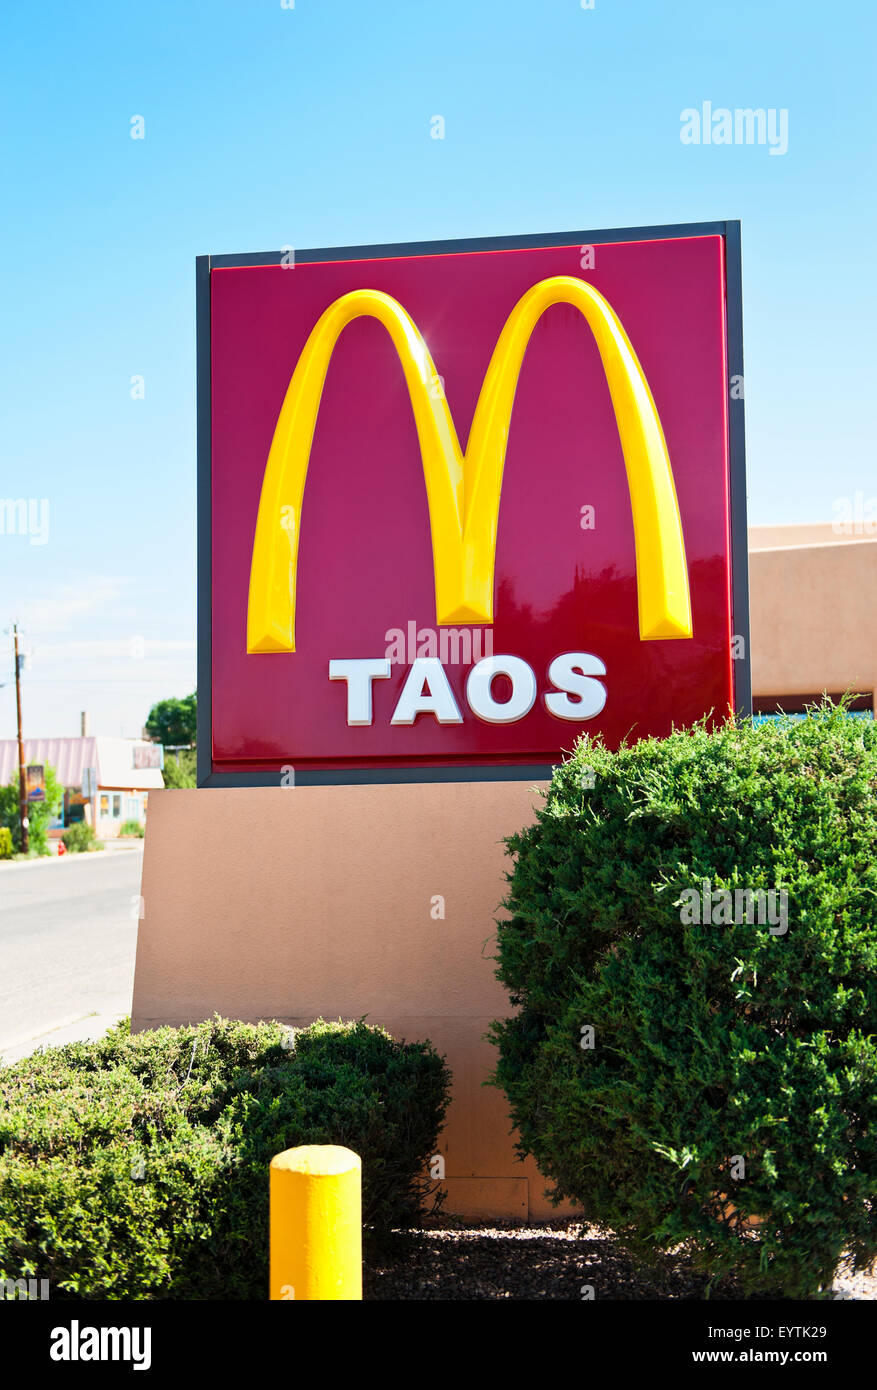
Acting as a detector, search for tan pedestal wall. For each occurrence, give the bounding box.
[131,780,575,1221]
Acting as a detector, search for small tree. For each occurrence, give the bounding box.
[0,765,63,856]
[161,748,197,789]
[145,693,196,749]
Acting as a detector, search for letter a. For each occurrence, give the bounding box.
[391,658,462,725]
[679,888,700,924]
[50,1329,70,1362]
[679,108,701,145]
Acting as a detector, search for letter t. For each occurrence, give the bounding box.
[329,659,392,726]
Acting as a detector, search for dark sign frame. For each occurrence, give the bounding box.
[196,221,750,787]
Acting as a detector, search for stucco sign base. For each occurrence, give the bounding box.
[131,782,578,1221]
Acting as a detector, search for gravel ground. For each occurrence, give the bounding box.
[364,1217,876,1301]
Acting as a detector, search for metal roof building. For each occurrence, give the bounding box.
[0,736,164,838]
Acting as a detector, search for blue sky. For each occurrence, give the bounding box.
[1,0,874,739]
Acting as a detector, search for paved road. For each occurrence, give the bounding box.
[0,847,144,1060]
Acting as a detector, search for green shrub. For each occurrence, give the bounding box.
[0,1015,451,1299]
[489,705,877,1299]
[0,827,12,859]
[61,821,103,853]
[118,819,145,838]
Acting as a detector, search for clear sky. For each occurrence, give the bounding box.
[1,0,874,740]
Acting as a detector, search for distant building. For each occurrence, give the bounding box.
[0,736,164,837]
[749,525,876,719]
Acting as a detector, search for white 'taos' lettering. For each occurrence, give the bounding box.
[466,655,537,724]
[328,653,607,726]
[391,657,463,725]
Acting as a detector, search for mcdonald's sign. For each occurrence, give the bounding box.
[198,224,749,786]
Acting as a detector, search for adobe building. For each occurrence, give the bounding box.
[748,523,876,717]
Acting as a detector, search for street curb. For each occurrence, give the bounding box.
[0,1010,129,1065]
[0,846,143,871]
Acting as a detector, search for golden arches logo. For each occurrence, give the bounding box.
[247,276,692,654]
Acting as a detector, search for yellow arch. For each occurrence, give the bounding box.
[246,276,692,653]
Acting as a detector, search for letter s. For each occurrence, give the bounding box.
[544,653,606,720]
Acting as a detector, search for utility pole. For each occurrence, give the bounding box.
[13,622,28,854]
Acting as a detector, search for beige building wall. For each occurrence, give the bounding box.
[748,526,877,711]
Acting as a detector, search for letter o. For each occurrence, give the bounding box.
[466,656,537,724]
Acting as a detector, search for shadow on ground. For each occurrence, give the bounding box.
[364,1217,748,1301]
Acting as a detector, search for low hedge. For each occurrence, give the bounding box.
[61,822,103,853]
[0,1016,451,1299]
[489,705,877,1298]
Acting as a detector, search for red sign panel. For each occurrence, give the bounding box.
[201,226,746,783]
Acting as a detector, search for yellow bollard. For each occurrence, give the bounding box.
[269,1145,362,1300]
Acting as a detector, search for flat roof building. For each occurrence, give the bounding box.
[749,524,876,718]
